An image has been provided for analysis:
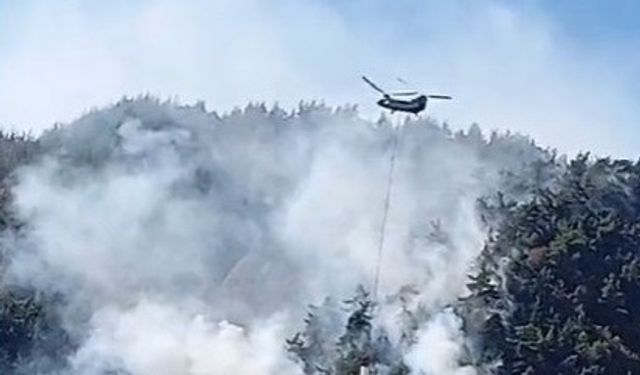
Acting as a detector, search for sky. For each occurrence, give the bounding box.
[0,0,639,157]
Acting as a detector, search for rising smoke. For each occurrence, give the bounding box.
[1,98,549,374]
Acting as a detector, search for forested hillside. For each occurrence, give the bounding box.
[466,155,640,374]
[0,98,637,374]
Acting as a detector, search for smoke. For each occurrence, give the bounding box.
[404,310,476,375]
[68,300,301,375]
[1,99,546,373]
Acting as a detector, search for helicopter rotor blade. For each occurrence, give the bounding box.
[362,76,388,96]
[391,91,419,96]
[427,95,452,100]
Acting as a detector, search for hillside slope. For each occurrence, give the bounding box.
[1,98,615,375]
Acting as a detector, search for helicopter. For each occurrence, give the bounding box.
[362,76,451,115]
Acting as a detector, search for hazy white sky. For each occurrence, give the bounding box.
[1,0,638,157]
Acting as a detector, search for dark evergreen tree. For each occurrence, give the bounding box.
[467,155,640,374]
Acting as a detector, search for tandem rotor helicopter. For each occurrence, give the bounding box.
[362,76,452,115]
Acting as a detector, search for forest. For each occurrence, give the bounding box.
[1,99,638,375]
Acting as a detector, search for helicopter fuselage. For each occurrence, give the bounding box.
[376,95,427,114]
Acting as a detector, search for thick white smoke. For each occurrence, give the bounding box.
[68,300,301,375]
[1,99,543,374]
[405,310,476,375]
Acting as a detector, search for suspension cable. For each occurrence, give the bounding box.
[372,125,400,301]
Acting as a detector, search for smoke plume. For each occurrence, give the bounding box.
[1,98,549,374]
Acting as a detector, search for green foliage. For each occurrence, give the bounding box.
[288,287,409,375]
[468,155,640,374]
[0,131,67,374]
[0,289,71,374]
[287,297,342,374]
[0,131,38,182]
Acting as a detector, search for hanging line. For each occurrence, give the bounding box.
[372,124,401,301]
